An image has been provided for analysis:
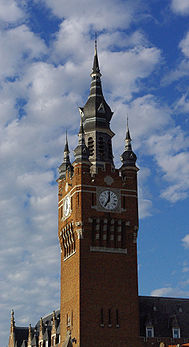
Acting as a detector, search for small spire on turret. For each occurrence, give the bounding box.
[58,132,73,179]
[64,130,69,153]
[10,309,15,332]
[120,117,137,168]
[74,115,90,164]
[125,116,132,151]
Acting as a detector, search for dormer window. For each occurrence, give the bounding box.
[172,327,180,338]
[146,326,154,338]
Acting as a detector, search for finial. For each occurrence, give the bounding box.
[95,32,97,52]
[11,309,15,324]
[66,130,68,144]
[10,309,15,332]
[53,310,56,322]
[91,33,101,77]
[28,324,32,343]
[64,130,69,154]
[125,115,131,141]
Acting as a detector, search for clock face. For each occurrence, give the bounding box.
[99,190,118,210]
[64,196,71,217]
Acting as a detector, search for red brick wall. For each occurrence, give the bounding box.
[58,162,142,346]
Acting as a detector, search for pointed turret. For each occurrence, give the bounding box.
[59,132,73,179]
[27,324,32,347]
[38,317,45,345]
[10,309,15,333]
[74,116,90,164]
[120,118,137,168]
[80,41,114,170]
[8,310,16,347]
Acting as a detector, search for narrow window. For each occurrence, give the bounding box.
[100,308,104,327]
[92,193,95,206]
[123,196,126,209]
[108,139,112,159]
[71,310,73,327]
[88,137,94,156]
[60,206,62,219]
[77,193,79,206]
[116,309,119,327]
[108,309,112,327]
[98,136,105,160]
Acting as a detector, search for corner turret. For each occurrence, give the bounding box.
[73,116,90,164]
[120,118,137,168]
[59,132,73,179]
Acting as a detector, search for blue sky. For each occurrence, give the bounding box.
[1,0,189,346]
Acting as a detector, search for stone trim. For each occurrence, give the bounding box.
[90,246,127,254]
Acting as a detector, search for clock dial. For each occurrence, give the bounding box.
[64,196,71,217]
[99,190,118,210]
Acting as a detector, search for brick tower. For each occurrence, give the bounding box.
[57,43,141,347]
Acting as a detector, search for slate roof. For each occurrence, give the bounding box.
[14,327,28,347]
[139,296,189,338]
[35,309,60,330]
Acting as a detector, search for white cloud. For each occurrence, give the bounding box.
[151,286,189,297]
[179,32,189,58]
[145,126,189,202]
[0,24,47,80]
[182,234,189,248]
[171,0,189,15]
[38,0,142,30]
[0,0,24,23]
[101,47,161,100]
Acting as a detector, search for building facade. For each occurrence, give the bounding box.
[8,45,189,347]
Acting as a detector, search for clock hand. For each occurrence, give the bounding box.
[104,191,110,206]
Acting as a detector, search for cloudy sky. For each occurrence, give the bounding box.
[1,0,189,345]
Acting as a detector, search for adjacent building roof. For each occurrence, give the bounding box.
[139,296,189,338]
[10,297,189,346]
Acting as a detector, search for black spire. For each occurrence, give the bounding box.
[82,40,113,132]
[91,38,101,76]
[80,41,114,170]
[58,132,73,179]
[120,118,137,167]
[74,116,90,164]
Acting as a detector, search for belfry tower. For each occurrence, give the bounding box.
[58,43,141,347]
